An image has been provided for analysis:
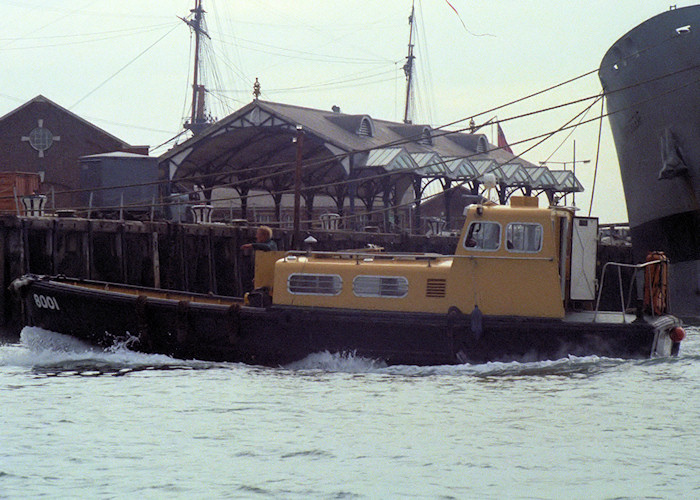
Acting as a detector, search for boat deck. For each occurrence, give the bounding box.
[62,280,242,306]
[564,310,638,324]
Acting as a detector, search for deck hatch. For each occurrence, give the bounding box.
[425,279,447,298]
[353,275,408,298]
[288,273,342,295]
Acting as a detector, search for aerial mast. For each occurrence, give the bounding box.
[403,0,416,124]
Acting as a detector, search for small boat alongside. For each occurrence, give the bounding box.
[11,197,685,366]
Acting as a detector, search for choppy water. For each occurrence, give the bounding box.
[1,326,699,499]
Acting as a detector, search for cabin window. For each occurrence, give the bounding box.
[464,221,501,251]
[288,273,342,295]
[353,275,408,298]
[506,223,543,253]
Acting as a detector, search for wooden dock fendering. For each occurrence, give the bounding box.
[0,215,457,331]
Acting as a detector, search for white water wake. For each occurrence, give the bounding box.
[4,326,696,376]
[281,349,622,377]
[0,326,187,373]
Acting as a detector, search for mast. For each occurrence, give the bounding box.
[402,0,416,124]
[182,0,212,135]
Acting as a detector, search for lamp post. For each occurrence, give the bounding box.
[293,125,304,249]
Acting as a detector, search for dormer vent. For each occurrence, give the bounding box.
[418,127,432,145]
[358,117,374,137]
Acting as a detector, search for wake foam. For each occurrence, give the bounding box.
[5,325,695,376]
[0,326,192,374]
[284,351,388,372]
[280,350,620,377]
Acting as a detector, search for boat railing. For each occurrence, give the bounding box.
[284,249,447,263]
[284,250,555,265]
[593,259,666,323]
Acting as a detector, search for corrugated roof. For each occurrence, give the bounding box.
[410,152,446,175]
[550,170,585,192]
[498,163,531,186]
[444,158,478,180]
[522,166,559,189]
[364,148,418,172]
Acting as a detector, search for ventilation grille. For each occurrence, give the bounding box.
[425,279,446,298]
[358,118,373,137]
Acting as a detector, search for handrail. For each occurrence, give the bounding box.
[285,250,445,260]
[284,249,554,263]
[593,259,665,323]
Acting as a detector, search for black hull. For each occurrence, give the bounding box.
[14,276,680,366]
[599,6,700,316]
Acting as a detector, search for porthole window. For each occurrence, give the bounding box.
[506,223,543,253]
[464,221,501,251]
[353,275,408,298]
[288,273,342,295]
[28,127,53,151]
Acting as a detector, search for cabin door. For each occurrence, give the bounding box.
[570,217,598,301]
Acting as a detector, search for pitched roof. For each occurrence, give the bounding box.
[0,95,130,146]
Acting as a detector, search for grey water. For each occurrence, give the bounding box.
[1,327,699,499]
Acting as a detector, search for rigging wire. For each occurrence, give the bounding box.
[540,90,603,164]
[70,23,181,110]
[414,0,435,125]
[0,22,178,44]
[39,61,698,217]
[211,32,392,65]
[153,61,700,197]
[588,96,606,217]
[6,25,696,216]
[0,91,608,214]
[150,59,700,200]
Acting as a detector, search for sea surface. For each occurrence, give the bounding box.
[1,326,699,499]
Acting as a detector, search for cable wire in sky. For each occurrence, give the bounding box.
[70,23,181,110]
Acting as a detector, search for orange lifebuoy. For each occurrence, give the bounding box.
[643,251,669,315]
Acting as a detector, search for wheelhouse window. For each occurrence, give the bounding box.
[464,221,501,251]
[288,274,342,295]
[506,223,543,253]
[353,275,408,298]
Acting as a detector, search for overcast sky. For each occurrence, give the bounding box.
[1,1,696,222]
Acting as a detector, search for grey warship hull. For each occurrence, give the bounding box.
[599,5,700,317]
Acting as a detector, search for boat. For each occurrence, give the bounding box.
[10,196,686,366]
[599,5,700,318]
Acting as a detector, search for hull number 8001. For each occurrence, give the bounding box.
[33,294,60,311]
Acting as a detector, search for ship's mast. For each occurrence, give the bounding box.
[182,0,212,135]
[403,0,416,124]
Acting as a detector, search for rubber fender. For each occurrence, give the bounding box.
[470,305,483,341]
[227,303,241,344]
